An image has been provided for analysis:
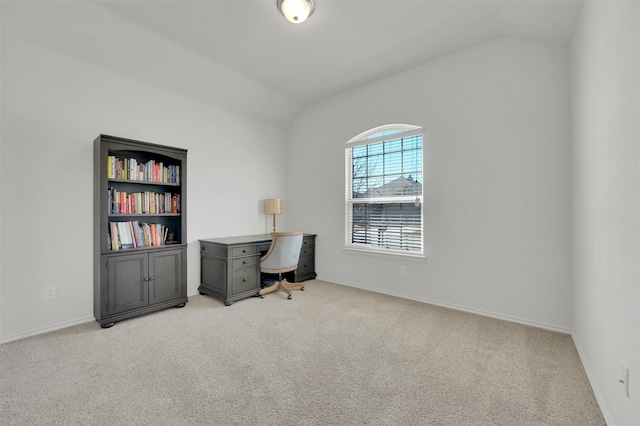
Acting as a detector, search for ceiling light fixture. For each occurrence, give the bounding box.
[277,0,315,24]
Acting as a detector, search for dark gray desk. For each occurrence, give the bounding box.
[199,233,316,305]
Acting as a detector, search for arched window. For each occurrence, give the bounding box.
[345,124,423,255]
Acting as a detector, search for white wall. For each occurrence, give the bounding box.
[572,2,640,425]
[288,37,573,331]
[0,5,289,342]
[0,2,4,344]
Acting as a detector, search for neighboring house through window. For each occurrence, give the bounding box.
[345,124,424,255]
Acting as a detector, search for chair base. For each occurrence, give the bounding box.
[258,276,304,300]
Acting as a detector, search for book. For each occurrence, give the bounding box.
[107,156,114,179]
[109,222,119,250]
[128,221,137,248]
[140,223,149,247]
[150,224,157,246]
[132,221,142,247]
[118,222,134,249]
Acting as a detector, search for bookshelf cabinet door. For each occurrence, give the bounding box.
[107,253,149,315]
[148,249,183,305]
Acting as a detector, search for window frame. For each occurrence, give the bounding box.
[345,124,424,257]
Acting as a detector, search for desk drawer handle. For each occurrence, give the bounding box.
[242,249,247,253]
[242,278,247,282]
[242,260,247,264]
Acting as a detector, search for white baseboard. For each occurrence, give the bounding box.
[571,332,615,426]
[0,316,95,345]
[1,280,569,343]
[2,292,202,345]
[316,275,571,334]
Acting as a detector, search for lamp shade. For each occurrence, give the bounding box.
[265,198,283,215]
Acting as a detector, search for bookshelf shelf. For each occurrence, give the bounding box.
[107,213,181,217]
[93,134,188,328]
[108,181,181,188]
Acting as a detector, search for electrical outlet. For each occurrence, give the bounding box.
[400,265,407,275]
[44,285,57,300]
[619,362,630,397]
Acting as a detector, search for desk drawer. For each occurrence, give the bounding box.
[301,237,314,249]
[297,255,315,278]
[301,237,315,256]
[232,245,257,257]
[201,244,226,257]
[300,246,314,257]
[232,268,258,294]
[232,256,257,269]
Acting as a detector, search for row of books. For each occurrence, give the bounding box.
[109,221,171,250]
[108,188,180,215]
[107,155,180,184]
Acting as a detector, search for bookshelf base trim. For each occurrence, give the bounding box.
[95,296,188,327]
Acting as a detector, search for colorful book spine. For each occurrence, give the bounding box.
[108,190,181,215]
[107,155,179,184]
[108,221,170,250]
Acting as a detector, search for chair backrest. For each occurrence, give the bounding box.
[260,231,303,274]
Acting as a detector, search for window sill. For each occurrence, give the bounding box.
[342,246,426,262]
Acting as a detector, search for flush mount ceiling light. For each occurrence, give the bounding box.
[277,0,315,24]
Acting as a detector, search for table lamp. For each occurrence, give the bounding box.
[265,198,283,233]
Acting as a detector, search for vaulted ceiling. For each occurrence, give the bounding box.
[3,1,582,126]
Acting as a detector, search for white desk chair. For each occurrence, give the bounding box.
[258,231,304,300]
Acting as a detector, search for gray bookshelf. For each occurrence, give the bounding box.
[93,134,188,328]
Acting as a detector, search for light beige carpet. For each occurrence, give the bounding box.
[0,280,604,425]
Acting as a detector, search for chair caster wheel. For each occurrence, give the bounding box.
[300,287,305,291]
[287,295,292,300]
[259,295,265,299]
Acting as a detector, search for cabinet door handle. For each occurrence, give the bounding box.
[149,277,154,281]
[143,277,149,282]
[242,260,247,264]
[242,278,247,282]
[242,249,247,253]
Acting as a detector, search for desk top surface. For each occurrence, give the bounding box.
[199,233,315,246]
[199,234,273,245]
